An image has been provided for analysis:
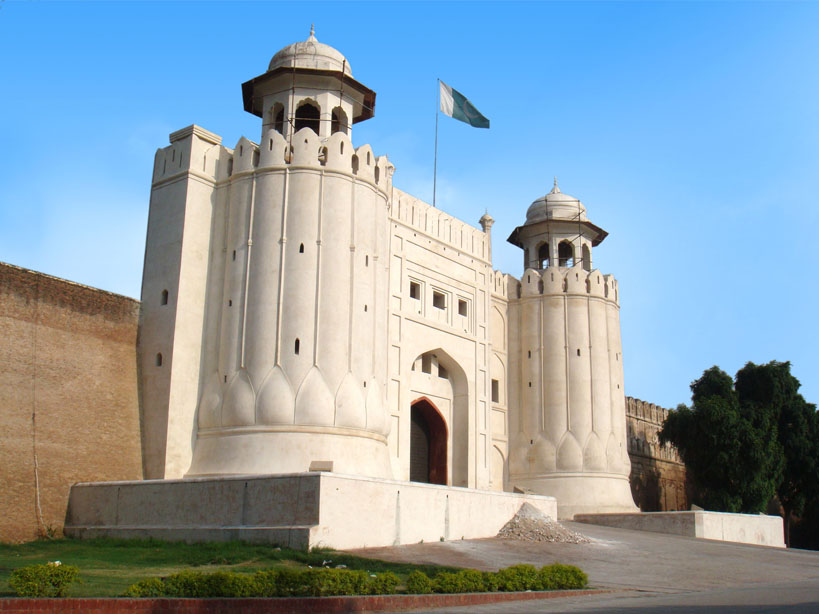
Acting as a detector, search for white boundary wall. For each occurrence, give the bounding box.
[65,472,557,550]
[574,511,785,548]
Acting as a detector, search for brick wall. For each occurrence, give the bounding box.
[625,397,692,511]
[0,263,143,542]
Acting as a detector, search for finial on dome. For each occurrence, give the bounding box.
[308,24,316,40]
[552,177,560,193]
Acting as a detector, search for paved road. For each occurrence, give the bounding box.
[350,522,819,612]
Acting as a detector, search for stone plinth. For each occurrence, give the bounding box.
[65,473,557,550]
[574,511,785,548]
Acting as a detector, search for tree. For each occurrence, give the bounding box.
[661,361,818,546]
[660,366,781,513]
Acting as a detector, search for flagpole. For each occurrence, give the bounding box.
[433,78,439,208]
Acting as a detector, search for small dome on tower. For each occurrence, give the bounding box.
[269,25,353,76]
[525,178,587,224]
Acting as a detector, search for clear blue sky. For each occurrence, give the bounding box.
[1,1,817,410]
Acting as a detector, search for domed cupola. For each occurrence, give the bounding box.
[525,179,588,224]
[268,25,353,76]
[242,26,376,140]
[508,179,608,271]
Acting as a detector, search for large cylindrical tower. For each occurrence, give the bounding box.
[506,180,637,518]
[187,29,394,478]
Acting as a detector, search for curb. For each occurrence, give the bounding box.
[0,589,613,613]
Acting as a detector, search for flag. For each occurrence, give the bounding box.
[439,80,490,129]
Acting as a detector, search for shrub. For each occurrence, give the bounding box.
[367,571,400,595]
[482,571,499,592]
[432,571,463,594]
[494,564,541,592]
[540,563,588,590]
[9,562,81,598]
[301,568,369,596]
[122,577,165,598]
[405,570,432,594]
[455,569,486,593]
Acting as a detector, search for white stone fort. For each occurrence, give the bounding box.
[134,28,637,524]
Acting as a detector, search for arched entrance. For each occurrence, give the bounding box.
[410,397,448,485]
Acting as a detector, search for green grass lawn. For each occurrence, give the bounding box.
[0,538,459,597]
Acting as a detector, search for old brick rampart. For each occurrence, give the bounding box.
[625,397,691,511]
[0,263,143,542]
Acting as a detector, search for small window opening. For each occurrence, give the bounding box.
[364,304,368,312]
[432,291,446,310]
[295,338,300,355]
[409,281,421,300]
[365,255,369,266]
[161,289,168,305]
[273,106,284,134]
[228,299,232,307]
[319,146,328,166]
[240,145,244,156]
[582,244,591,271]
[253,149,260,166]
[458,299,468,317]
[577,348,581,356]
[340,142,344,155]
[528,350,531,358]
[232,250,236,261]
[421,354,432,374]
[227,158,233,176]
[351,154,359,175]
[374,165,380,184]
[491,379,499,403]
[363,381,367,388]
[438,364,448,379]
[528,381,532,388]
[558,241,574,267]
[538,243,550,268]
[156,353,163,367]
[294,100,320,134]
[299,243,304,253]
[366,151,371,165]
[224,375,227,383]
[331,107,348,135]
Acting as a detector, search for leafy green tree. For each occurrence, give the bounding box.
[661,361,818,546]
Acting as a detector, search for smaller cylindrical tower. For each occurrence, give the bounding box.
[506,180,637,518]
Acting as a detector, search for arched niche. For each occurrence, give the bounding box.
[408,348,470,487]
[410,396,448,485]
[295,99,320,134]
[558,241,574,267]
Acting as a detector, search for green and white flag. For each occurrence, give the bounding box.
[439,80,490,129]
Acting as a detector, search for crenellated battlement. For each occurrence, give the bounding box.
[152,125,394,194]
[490,270,519,300]
[626,397,683,464]
[390,188,489,262]
[510,265,619,304]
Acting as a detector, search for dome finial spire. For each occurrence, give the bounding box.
[309,23,316,40]
[552,176,560,194]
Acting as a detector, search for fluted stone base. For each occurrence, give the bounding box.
[186,428,392,479]
[513,473,639,519]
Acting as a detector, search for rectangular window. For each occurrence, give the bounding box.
[421,354,432,374]
[432,290,446,310]
[458,299,468,317]
[491,379,499,403]
[409,281,421,300]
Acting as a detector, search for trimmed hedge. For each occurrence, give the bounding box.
[123,563,587,598]
[125,568,400,598]
[9,563,81,598]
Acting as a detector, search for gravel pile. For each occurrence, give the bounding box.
[497,503,591,544]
